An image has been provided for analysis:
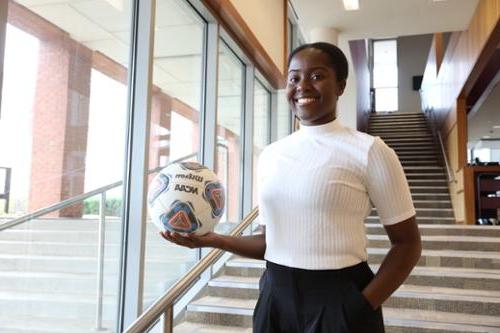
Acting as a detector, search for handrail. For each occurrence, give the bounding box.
[124,207,260,333]
[437,130,455,183]
[423,107,455,183]
[0,152,198,231]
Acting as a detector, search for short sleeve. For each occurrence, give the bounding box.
[366,137,416,225]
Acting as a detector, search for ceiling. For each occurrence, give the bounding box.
[290,0,479,40]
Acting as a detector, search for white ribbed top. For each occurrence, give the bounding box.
[257,119,416,270]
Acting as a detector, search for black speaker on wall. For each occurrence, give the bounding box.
[413,75,423,91]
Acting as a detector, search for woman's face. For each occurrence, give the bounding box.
[286,48,346,126]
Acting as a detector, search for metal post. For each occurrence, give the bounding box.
[199,22,219,171]
[159,306,173,333]
[241,66,255,227]
[200,22,219,264]
[96,192,107,331]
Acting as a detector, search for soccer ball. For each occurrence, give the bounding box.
[147,161,225,235]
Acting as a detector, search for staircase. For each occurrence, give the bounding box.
[174,112,500,333]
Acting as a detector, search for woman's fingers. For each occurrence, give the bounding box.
[160,230,199,248]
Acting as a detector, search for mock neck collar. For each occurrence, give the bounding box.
[298,118,343,136]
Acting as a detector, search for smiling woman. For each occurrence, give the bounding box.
[161,42,422,333]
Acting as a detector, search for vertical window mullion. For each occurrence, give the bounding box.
[241,66,255,218]
[117,0,155,331]
[200,22,219,171]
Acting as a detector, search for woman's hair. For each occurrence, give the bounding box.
[288,42,348,82]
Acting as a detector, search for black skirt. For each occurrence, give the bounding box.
[253,261,385,333]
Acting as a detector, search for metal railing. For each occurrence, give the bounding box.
[124,207,259,333]
[0,152,197,330]
[424,107,455,183]
[0,167,11,214]
[437,130,455,183]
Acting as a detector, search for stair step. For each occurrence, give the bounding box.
[370,113,425,119]
[378,132,431,136]
[0,315,114,333]
[366,215,455,224]
[175,322,252,333]
[0,290,118,320]
[365,223,500,236]
[405,166,445,172]
[207,275,500,316]
[387,143,436,148]
[402,161,441,167]
[372,132,432,137]
[367,248,500,269]
[411,193,451,201]
[383,139,435,145]
[185,296,500,331]
[370,122,428,127]
[397,155,440,159]
[394,148,440,154]
[412,200,452,208]
[366,234,500,251]
[0,270,177,294]
[370,126,429,131]
[406,173,447,179]
[409,186,449,193]
[372,207,454,218]
[0,253,192,274]
[383,307,500,333]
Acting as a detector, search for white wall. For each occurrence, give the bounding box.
[397,34,433,112]
[337,34,358,129]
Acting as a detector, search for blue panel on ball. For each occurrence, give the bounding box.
[160,200,201,233]
[203,181,225,218]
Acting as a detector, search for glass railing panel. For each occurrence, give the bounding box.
[0,192,123,332]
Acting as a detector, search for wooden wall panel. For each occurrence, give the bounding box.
[420,0,500,224]
[203,0,286,89]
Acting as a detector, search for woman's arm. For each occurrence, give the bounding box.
[361,216,421,309]
[160,226,266,260]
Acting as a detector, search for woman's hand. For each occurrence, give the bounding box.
[160,230,220,249]
[160,228,267,260]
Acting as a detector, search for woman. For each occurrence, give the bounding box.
[162,42,422,333]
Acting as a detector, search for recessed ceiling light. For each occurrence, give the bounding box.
[343,0,359,11]
[493,125,500,129]
[483,136,491,139]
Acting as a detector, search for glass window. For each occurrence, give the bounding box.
[253,79,271,206]
[0,1,132,331]
[143,0,205,311]
[277,90,291,140]
[215,40,244,231]
[373,39,398,111]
